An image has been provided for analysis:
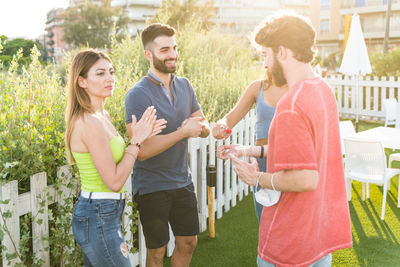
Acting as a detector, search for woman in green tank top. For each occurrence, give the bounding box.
[65,49,166,266]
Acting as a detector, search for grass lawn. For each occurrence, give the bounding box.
[164,120,400,267]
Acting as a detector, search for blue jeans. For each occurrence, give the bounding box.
[72,195,131,267]
[253,157,267,224]
[257,253,332,267]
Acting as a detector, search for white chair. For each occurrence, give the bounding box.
[396,101,400,128]
[344,137,400,220]
[389,153,400,206]
[339,120,356,155]
[383,98,398,127]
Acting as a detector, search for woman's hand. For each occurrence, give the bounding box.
[130,106,165,144]
[212,123,231,140]
[216,144,248,160]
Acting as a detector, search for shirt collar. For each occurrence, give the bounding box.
[147,71,175,86]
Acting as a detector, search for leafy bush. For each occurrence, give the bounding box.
[371,49,400,77]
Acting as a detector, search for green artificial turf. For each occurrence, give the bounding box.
[164,120,400,267]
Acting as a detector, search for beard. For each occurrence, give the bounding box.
[152,53,177,74]
[271,54,287,87]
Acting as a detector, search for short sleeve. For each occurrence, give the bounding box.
[125,87,152,124]
[185,79,200,114]
[270,110,317,171]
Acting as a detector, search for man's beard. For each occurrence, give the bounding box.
[152,53,177,74]
[271,54,287,87]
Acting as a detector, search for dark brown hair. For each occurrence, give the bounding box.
[141,23,176,50]
[254,13,316,63]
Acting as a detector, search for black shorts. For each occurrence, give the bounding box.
[134,183,199,249]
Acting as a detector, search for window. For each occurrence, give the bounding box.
[355,0,365,6]
[383,0,394,4]
[321,0,330,9]
[320,19,330,33]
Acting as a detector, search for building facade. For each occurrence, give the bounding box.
[111,0,162,36]
[45,8,67,63]
[310,0,400,60]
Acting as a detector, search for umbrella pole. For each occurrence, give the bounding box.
[355,75,359,132]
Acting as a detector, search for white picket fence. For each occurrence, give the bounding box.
[326,75,400,121]
[1,75,398,266]
[0,111,257,267]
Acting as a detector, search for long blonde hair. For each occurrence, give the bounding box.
[65,49,112,163]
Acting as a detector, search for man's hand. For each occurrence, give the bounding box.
[231,155,259,186]
[180,116,204,138]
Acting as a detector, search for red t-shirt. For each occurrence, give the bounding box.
[259,77,352,266]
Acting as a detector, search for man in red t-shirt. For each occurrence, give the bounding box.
[217,13,352,267]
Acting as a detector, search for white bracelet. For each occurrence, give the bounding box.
[256,172,262,189]
[271,173,278,192]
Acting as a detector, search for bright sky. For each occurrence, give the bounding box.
[1,0,69,39]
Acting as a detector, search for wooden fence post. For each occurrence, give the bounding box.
[31,172,50,266]
[0,180,21,266]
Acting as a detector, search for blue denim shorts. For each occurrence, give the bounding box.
[72,194,131,267]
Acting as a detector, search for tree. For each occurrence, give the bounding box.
[63,0,129,48]
[372,49,400,76]
[0,36,43,67]
[153,0,216,30]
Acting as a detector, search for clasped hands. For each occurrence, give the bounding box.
[179,116,209,138]
[216,144,259,186]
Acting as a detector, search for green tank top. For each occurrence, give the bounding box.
[72,134,126,193]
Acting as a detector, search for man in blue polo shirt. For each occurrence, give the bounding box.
[125,23,210,267]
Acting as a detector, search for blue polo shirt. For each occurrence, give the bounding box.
[124,71,200,195]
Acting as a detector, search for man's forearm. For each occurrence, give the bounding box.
[259,169,319,192]
[137,129,186,161]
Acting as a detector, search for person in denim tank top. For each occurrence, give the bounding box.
[212,69,288,223]
[65,49,166,266]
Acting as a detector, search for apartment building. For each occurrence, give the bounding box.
[45,8,67,63]
[111,0,162,36]
[310,0,400,59]
[211,0,281,35]
[110,0,311,37]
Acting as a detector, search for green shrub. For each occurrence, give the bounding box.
[372,49,400,77]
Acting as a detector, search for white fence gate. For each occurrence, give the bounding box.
[0,111,257,267]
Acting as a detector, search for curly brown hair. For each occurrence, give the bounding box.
[254,13,316,63]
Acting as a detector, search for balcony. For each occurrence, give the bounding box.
[112,0,161,8]
[341,0,400,14]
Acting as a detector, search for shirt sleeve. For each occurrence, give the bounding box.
[270,110,318,171]
[186,79,200,114]
[125,87,152,124]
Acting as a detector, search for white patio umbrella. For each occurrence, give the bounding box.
[339,13,372,131]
